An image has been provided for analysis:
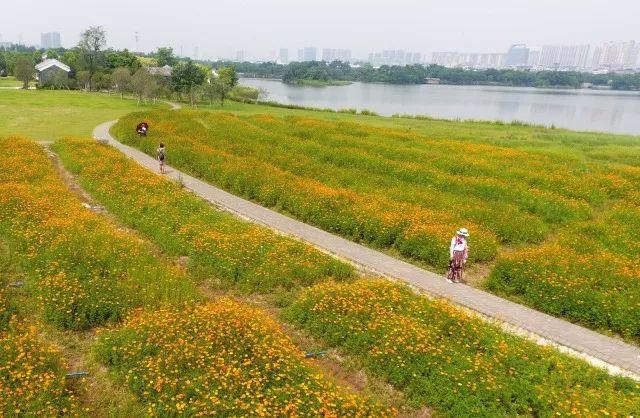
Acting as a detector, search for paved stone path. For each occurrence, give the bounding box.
[93,119,640,379]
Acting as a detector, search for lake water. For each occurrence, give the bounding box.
[240,78,640,135]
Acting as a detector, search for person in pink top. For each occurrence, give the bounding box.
[447,228,469,283]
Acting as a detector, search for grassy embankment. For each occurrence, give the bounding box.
[112,106,640,343]
[0,88,166,139]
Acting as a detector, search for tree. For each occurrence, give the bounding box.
[256,87,269,103]
[100,73,113,92]
[155,47,176,67]
[171,59,206,107]
[13,56,33,89]
[112,67,132,98]
[131,68,153,104]
[49,70,70,89]
[78,26,106,90]
[211,66,238,106]
[201,82,218,105]
[0,53,7,75]
[76,70,90,91]
[106,49,140,71]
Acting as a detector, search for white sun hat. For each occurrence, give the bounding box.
[456,228,470,237]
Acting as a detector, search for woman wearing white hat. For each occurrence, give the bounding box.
[447,228,469,283]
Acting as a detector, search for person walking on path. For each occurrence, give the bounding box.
[157,143,166,174]
[447,228,469,283]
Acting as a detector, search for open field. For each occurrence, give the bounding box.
[53,137,640,416]
[0,136,390,415]
[0,76,22,88]
[112,107,640,342]
[0,89,165,139]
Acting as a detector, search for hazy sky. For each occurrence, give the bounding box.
[1,0,638,60]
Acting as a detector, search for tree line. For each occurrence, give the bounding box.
[202,60,640,90]
[0,27,248,106]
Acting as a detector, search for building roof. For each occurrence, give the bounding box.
[148,65,172,77]
[35,59,71,73]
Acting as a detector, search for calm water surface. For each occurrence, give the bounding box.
[240,78,640,135]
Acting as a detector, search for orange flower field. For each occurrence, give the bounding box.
[112,110,640,341]
[52,135,640,415]
[285,279,640,416]
[0,137,198,330]
[1,136,393,415]
[54,137,353,294]
[0,321,80,416]
[94,299,393,416]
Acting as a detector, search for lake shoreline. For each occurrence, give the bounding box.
[240,76,640,92]
[239,78,640,135]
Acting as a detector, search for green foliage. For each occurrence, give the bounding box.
[155,47,176,67]
[13,56,33,89]
[171,59,206,106]
[112,67,132,97]
[0,53,6,74]
[208,59,640,90]
[130,68,157,103]
[41,69,70,90]
[78,26,107,89]
[284,280,640,416]
[210,66,239,105]
[105,49,140,71]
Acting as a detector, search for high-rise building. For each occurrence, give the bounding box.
[235,50,246,62]
[40,32,61,49]
[322,48,336,62]
[279,48,289,64]
[297,49,304,62]
[431,51,505,69]
[303,47,317,61]
[591,41,640,70]
[621,41,640,68]
[321,48,352,62]
[505,44,530,67]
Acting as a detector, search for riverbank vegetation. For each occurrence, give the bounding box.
[113,107,640,342]
[211,59,640,90]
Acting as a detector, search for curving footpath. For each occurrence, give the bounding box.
[92,107,640,380]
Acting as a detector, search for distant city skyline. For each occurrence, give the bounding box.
[2,26,639,71]
[1,0,638,61]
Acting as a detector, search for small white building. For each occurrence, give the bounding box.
[148,65,172,77]
[35,59,71,85]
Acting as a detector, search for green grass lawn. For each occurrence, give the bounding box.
[0,89,166,139]
[0,76,22,88]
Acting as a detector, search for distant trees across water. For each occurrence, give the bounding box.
[207,60,640,91]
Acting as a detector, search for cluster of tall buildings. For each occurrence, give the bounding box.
[41,32,62,49]
[0,32,62,49]
[432,41,640,72]
[367,50,422,66]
